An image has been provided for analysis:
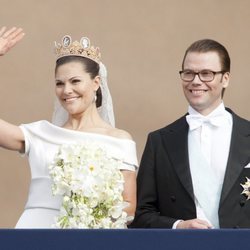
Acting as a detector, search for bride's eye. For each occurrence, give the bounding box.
[56,81,64,86]
[71,79,81,84]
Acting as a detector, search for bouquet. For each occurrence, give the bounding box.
[49,142,129,228]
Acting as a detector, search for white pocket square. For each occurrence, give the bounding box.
[244,163,250,168]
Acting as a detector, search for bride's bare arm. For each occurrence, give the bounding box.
[0,27,25,151]
[121,170,137,218]
[0,119,24,152]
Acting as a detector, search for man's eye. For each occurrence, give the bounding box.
[201,71,212,76]
[184,71,194,75]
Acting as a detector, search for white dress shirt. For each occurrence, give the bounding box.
[173,102,232,229]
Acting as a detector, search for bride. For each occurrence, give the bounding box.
[0,26,138,228]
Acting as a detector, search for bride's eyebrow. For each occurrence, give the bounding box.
[55,79,63,83]
[55,76,82,82]
[69,76,82,80]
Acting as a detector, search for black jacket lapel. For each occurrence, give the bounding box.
[220,111,250,205]
[161,116,195,201]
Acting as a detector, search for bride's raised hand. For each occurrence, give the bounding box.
[0,26,25,56]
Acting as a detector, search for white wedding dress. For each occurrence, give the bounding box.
[15,120,138,228]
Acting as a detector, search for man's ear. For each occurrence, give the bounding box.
[222,72,230,88]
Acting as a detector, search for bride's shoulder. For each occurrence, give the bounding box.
[107,128,133,140]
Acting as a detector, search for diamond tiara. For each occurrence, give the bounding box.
[54,35,101,64]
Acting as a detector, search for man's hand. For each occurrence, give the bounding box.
[0,26,25,56]
[177,219,213,229]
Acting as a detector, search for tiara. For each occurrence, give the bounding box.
[54,35,101,64]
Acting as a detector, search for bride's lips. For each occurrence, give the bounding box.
[63,96,80,102]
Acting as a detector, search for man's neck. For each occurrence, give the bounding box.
[188,102,225,116]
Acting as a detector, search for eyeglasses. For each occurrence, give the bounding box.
[179,70,225,82]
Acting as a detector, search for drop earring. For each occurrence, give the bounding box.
[93,92,97,103]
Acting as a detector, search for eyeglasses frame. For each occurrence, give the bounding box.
[179,70,226,82]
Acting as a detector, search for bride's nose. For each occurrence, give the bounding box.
[63,82,73,94]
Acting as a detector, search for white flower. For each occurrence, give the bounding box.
[49,142,129,228]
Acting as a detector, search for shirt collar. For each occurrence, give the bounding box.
[187,102,232,126]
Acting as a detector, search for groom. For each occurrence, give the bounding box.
[131,39,250,229]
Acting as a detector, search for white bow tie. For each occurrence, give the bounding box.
[186,113,228,130]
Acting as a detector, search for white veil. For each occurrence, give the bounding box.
[51,62,115,127]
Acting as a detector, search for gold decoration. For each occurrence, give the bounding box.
[241,177,250,200]
[54,35,101,64]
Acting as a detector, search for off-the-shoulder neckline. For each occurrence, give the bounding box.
[40,120,136,144]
